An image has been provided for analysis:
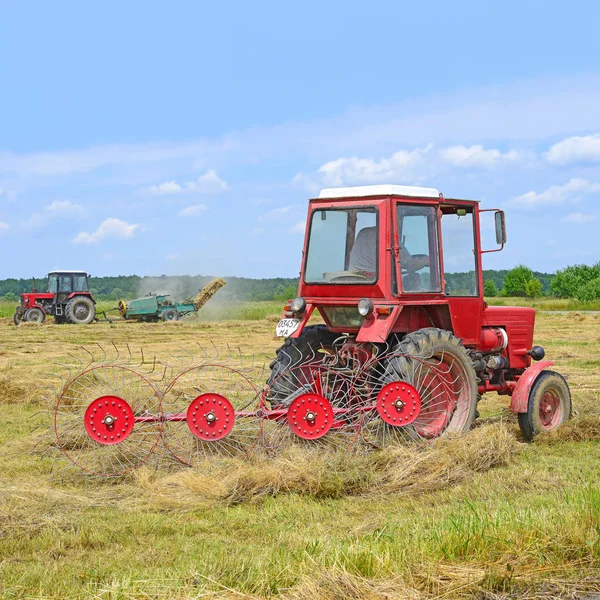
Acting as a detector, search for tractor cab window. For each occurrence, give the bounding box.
[73,275,88,292]
[395,205,441,293]
[441,206,478,296]
[305,208,378,284]
[48,275,58,294]
[59,275,72,293]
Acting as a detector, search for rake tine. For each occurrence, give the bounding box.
[95,343,108,363]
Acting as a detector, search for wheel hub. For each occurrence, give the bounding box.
[84,396,134,445]
[539,390,560,428]
[287,394,333,439]
[187,393,235,441]
[376,382,421,426]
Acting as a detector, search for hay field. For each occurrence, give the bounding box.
[0,311,599,599]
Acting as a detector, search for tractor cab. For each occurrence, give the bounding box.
[48,271,91,301]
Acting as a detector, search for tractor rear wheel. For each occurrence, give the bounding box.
[24,307,46,323]
[518,370,571,441]
[360,328,478,446]
[65,296,96,325]
[266,325,339,406]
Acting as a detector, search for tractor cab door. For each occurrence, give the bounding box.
[56,274,73,303]
[439,204,483,345]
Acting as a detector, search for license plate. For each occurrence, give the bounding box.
[276,318,301,338]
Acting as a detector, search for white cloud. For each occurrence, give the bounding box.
[561,212,598,224]
[546,133,600,165]
[507,179,600,210]
[0,222,9,234]
[147,170,229,196]
[250,228,264,236]
[74,218,140,244]
[25,200,86,228]
[257,206,293,222]
[439,145,522,168]
[317,145,432,187]
[291,172,320,193]
[46,200,85,216]
[178,204,208,217]
[289,220,306,234]
[148,181,184,195]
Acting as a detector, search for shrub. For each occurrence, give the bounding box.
[550,263,600,298]
[483,280,499,297]
[525,278,543,298]
[574,277,600,302]
[503,265,536,297]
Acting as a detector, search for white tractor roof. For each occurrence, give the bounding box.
[48,270,89,275]
[318,184,440,199]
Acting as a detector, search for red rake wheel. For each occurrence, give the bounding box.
[54,366,162,477]
[376,382,421,427]
[84,396,135,444]
[187,393,235,441]
[261,363,360,453]
[356,337,477,449]
[161,364,261,465]
[287,394,334,440]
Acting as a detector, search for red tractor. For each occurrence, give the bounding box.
[14,270,96,325]
[268,185,571,442]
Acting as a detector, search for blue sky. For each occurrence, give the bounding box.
[1,1,600,279]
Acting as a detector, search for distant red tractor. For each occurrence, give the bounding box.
[14,270,96,325]
[268,185,571,441]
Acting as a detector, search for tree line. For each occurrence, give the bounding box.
[0,264,598,302]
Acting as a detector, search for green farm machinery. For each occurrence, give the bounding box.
[117,278,226,322]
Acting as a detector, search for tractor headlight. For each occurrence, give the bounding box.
[358,299,374,317]
[290,297,306,314]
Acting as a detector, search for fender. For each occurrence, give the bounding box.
[356,305,403,343]
[510,360,555,413]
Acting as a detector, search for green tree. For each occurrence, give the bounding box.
[525,278,543,298]
[574,277,600,302]
[502,265,536,297]
[483,280,499,297]
[2,292,18,303]
[550,263,600,298]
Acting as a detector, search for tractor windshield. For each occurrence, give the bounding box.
[304,207,378,284]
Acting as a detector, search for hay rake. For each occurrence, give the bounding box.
[48,341,467,477]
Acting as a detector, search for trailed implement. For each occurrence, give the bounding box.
[117,278,226,322]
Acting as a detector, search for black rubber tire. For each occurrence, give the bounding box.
[55,315,67,325]
[65,296,96,325]
[24,307,46,323]
[383,328,479,437]
[162,308,179,322]
[518,370,571,441]
[267,324,339,405]
[13,311,22,326]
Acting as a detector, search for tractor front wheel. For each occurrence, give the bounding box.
[65,297,96,325]
[24,307,46,323]
[13,310,23,326]
[518,371,571,441]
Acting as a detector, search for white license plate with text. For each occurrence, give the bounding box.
[276,318,301,338]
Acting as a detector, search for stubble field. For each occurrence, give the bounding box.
[0,310,599,599]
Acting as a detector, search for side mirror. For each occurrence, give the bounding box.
[494,211,506,245]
